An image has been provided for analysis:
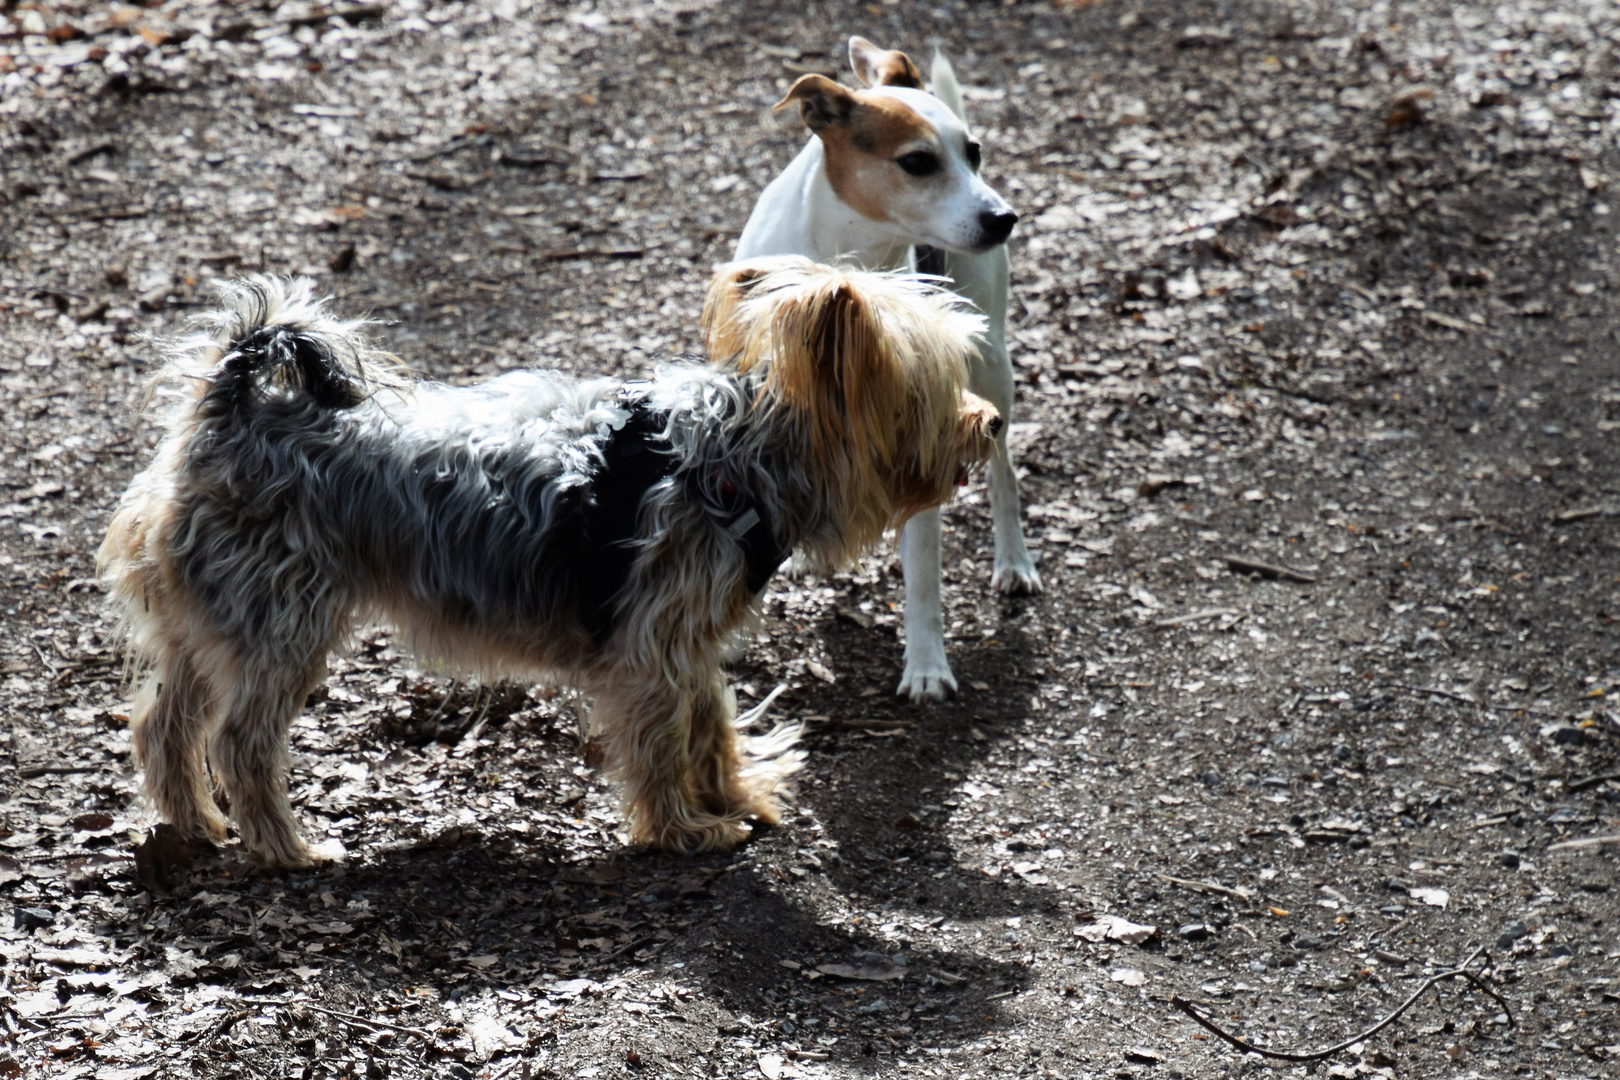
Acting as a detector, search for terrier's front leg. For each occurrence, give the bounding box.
[599,668,797,853]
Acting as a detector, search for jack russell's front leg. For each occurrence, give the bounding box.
[897,507,955,702]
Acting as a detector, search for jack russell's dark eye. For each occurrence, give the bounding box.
[895,151,940,177]
[966,141,982,170]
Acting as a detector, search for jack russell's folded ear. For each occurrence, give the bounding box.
[774,74,858,133]
[848,36,923,89]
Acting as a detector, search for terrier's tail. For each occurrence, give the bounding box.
[163,276,402,420]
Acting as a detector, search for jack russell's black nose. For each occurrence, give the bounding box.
[978,209,1018,245]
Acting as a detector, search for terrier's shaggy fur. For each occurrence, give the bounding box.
[99,258,999,867]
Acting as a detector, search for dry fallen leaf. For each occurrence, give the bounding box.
[1076,916,1158,945]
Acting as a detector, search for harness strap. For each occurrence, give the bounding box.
[700,475,787,597]
[576,400,786,645]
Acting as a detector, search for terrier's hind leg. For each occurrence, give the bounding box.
[130,641,227,844]
[208,645,332,869]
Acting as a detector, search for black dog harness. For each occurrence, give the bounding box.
[574,400,786,644]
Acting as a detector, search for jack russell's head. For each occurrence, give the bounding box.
[774,37,1017,255]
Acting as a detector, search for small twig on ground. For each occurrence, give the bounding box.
[52,656,120,685]
[1156,873,1255,903]
[1553,505,1615,523]
[608,934,661,959]
[264,999,434,1041]
[1567,772,1620,793]
[809,719,916,731]
[1548,833,1620,852]
[424,678,461,728]
[32,644,61,678]
[1375,681,1566,719]
[23,850,134,863]
[1170,944,1511,1063]
[185,1007,250,1045]
[1217,555,1316,584]
[17,764,102,779]
[1154,608,1240,629]
[536,248,644,262]
[455,684,495,750]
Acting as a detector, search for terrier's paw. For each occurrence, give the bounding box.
[897,661,957,703]
[648,817,753,855]
[241,831,320,871]
[992,559,1043,596]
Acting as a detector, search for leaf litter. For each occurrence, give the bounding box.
[1,0,1620,1076]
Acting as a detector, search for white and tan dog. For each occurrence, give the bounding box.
[736,37,1040,702]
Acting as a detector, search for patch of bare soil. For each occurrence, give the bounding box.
[2,1,1619,1078]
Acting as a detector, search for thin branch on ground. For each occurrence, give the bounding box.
[1170,944,1512,1063]
[808,719,916,731]
[16,764,102,779]
[262,998,435,1041]
[1156,873,1255,903]
[1374,681,1566,719]
[1154,607,1241,629]
[1548,833,1620,852]
[1217,554,1317,584]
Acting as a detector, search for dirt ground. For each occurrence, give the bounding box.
[3,0,1620,1077]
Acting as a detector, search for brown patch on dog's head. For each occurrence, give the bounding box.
[776,74,859,134]
[848,36,923,89]
[776,75,940,225]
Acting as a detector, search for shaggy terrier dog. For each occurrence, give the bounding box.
[100,257,1000,868]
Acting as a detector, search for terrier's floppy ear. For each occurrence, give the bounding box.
[775,74,858,133]
[701,263,770,361]
[769,271,905,478]
[848,36,923,89]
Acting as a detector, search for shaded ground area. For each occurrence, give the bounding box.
[2,0,1620,1077]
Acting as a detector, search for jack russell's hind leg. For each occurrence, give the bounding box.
[897,507,956,702]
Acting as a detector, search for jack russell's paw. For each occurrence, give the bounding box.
[897,659,957,703]
[992,559,1043,596]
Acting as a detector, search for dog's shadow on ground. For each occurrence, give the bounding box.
[122,825,1038,1062]
[107,605,1060,1062]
